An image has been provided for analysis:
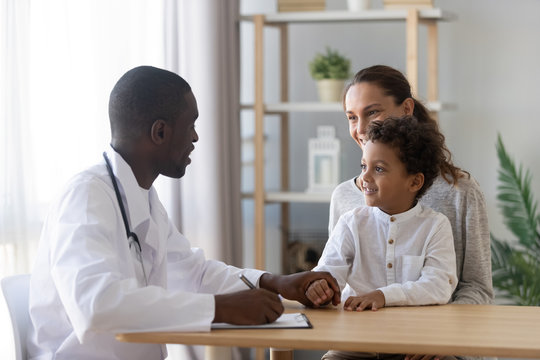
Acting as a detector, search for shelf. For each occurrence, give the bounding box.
[242,191,332,203]
[240,9,456,24]
[241,102,341,112]
[243,7,452,272]
[241,101,454,113]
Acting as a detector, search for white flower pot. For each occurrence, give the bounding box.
[347,0,370,11]
[316,79,346,103]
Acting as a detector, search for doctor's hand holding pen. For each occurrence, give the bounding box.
[214,288,284,325]
[213,271,341,325]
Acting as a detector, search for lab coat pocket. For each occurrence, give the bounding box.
[400,255,424,282]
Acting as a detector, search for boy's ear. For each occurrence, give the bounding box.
[150,119,169,145]
[409,173,424,193]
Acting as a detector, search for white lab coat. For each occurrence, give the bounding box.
[27,148,265,360]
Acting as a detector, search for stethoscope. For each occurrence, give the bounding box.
[103,152,148,286]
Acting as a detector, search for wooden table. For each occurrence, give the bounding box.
[116,303,540,359]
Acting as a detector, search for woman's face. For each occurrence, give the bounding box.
[345,82,413,149]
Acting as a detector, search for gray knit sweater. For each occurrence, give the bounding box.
[329,174,494,305]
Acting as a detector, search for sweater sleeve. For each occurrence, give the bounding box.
[329,179,365,235]
[451,184,494,304]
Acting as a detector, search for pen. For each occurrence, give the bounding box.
[239,274,256,289]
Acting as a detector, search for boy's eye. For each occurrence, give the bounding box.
[375,166,384,173]
[360,164,366,171]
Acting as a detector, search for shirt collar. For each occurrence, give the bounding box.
[373,202,422,224]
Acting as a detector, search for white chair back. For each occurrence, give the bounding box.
[1,274,31,360]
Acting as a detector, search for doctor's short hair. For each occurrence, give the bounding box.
[109,66,191,139]
[366,115,445,199]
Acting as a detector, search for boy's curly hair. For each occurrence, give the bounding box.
[366,115,445,199]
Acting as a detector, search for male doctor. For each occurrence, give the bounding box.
[27,66,340,360]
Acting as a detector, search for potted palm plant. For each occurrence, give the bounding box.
[491,134,540,305]
[309,47,351,102]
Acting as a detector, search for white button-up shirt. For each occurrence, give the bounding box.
[27,148,265,360]
[314,203,457,306]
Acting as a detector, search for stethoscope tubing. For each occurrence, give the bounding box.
[102,151,148,285]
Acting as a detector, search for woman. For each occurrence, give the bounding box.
[329,65,493,305]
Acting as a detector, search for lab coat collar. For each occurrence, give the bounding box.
[104,146,160,251]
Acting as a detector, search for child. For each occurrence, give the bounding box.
[307,115,457,313]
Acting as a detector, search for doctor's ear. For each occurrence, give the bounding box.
[150,119,169,144]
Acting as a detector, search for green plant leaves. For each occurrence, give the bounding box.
[491,134,540,305]
[495,134,540,249]
[309,47,350,80]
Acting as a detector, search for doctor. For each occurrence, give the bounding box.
[27,66,340,360]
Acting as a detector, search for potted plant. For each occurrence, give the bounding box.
[309,47,351,102]
[491,134,540,305]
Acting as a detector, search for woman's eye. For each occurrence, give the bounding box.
[347,115,357,121]
[368,110,379,116]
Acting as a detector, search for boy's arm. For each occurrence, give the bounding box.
[313,215,356,292]
[379,217,458,306]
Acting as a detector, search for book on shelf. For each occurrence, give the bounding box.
[277,0,325,12]
[383,0,433,9]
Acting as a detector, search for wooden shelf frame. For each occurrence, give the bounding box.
[240,100,451,113]
[243,9,452,270]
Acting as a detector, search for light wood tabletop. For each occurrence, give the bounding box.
[116,303,540,359]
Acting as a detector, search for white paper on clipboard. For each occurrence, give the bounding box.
[211,312,312,329]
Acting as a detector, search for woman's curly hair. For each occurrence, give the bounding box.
[366,115,445,199]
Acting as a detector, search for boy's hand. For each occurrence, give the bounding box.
[343,290,385,311]
[305,279,336,307]
[260,271,341,307]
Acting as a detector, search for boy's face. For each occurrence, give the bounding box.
[359,140,422,215]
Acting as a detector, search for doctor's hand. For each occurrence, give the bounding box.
[213,288,283,325]
[260,271,341,307]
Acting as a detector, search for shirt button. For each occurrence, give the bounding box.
[388,239,394,245]
[449,279,453,284]
[390,217,396,222]
[387,263,393,269]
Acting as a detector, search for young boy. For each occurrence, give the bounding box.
[307,115,457,313]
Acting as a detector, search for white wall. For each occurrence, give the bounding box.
[240,0,540,272]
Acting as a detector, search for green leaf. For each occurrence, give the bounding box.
[491,134,540,305]
[309,47,350,80]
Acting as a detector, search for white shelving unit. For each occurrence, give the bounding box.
[241,8,454,270]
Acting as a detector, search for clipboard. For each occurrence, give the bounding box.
[211,312,313,329]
